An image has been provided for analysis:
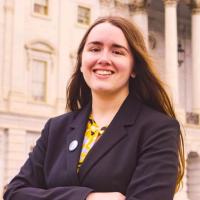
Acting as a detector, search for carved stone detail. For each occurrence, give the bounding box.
[129,0,148,12]
[99,0,114,6]
[163,0,179,5]
[114,0,125,9]
[191,0,200,13]
[4,2,14,13]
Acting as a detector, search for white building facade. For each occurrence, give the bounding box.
[0,0,200,199]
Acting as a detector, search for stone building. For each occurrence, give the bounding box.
[0,0,200,199]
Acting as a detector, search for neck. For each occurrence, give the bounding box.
[91,91,129,127]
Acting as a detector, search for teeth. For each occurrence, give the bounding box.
[95,70,113,75]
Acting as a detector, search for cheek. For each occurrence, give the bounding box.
[80,55,89,73]
[126,59,134,75]
[81,54,95,70]
[118,60,133,75]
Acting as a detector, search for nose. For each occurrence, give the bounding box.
[97,50,112,66]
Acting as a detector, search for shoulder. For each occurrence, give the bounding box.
[139,103,179,128]
[50,111,77,124]
[133,103,180,144]
[38,111,79,134]
[135,104,180,144]
[46,110,80,130]
[37,110,82,145]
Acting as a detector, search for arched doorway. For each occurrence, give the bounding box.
[187,151,200,200]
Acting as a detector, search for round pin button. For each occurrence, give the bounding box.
[69,140,78,152]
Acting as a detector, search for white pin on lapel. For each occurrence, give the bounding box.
[69,140,78,151]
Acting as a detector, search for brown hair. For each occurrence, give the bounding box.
[66,16,184,192]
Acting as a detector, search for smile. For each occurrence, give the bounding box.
[94,69,114,75]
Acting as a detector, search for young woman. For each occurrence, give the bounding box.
[4,16,184,200]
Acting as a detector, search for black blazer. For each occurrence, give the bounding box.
[4,93,180,200]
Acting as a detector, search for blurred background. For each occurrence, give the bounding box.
[0,0,200,199]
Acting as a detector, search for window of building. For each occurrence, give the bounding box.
[33,0,49,16]
[25,40,55,105]
[77,5,91,26]
[31,59,47,102]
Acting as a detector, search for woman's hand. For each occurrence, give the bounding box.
[86,192,125,200]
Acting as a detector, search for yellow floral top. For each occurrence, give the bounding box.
[77,114,107,170]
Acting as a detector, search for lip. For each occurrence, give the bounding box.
[93,67,115,73]
[92,68,114,78]
[94,69,113,75]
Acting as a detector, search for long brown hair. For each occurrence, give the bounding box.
[66,16,184,192]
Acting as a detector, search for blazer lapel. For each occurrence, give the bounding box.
[65,104,91,185]
[79,93,142,183]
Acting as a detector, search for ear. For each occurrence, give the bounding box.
[80,66,83,72]
[131,58,135,78]
[131,72,136,78]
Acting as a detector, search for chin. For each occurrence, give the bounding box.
[92,88,113,95]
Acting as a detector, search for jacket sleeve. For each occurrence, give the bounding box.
[125,118,180,200]
[3,119,94,200]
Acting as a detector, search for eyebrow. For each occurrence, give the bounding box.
[86,41,130,53]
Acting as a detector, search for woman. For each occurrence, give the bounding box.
[4,16,184,200]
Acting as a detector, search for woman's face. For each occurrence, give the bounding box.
[81,22,134,97]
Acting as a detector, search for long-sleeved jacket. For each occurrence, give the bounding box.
[4,93,180,200]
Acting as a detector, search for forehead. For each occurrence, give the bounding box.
[85,22,129,46]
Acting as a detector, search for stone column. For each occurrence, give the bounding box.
[163,0,179,106]
[56,1,74,113]
[174,170,188,200]
[0,129,5,198]
[2,0,14,103]
[130,0,149,48]
[4,129,26,184]
[191,1,200,114]
[0,1,4,107]
[6,1,26,107]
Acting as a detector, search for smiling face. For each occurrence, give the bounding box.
[81,22,134,98]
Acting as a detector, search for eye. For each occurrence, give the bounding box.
[89,47,101,52]
[112,49,125,55]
